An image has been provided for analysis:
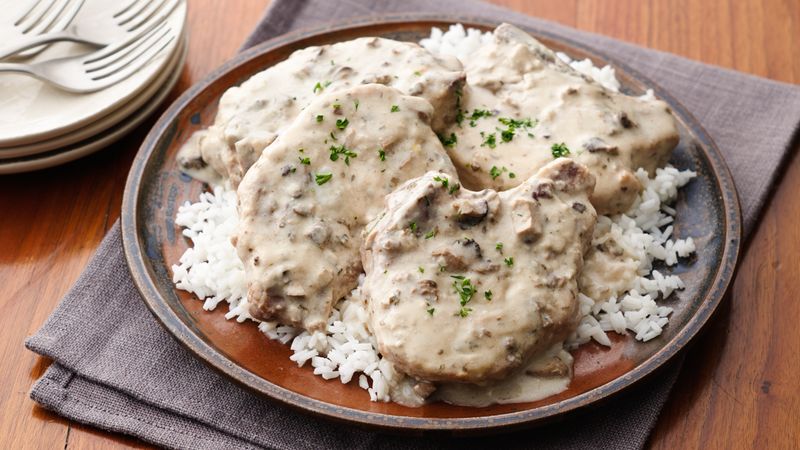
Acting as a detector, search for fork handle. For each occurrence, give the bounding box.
[0,30,86,61]
[0,62,38,77]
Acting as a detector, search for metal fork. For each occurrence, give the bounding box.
[4,0,85,58]
[0,0,180,61]
[0,22,176,93]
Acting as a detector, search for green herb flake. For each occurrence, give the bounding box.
[427,307,435,316]
[390,105,400,112]
[335,118,349,130]
[480,132,496,149]
[433,175,449,190]
[418,266,425,273]
[438,264,446,272]
[332,102,341,111]
[298,155,311,165]
[490,166,502,180]
[313,82,323,93]
[378,148,386,161]
[316,114,324,123]
[509,172,516,178]
[468,109,493,127]
[448,182,460,195]
[329,131,337,141]
[504,256,514,267]
[452,276,477,318]
[501,128,514,142]
[484,290,493,301]
[551,142,571,158]
[315,173,333,185]
[438,132,457,148]
[354,99,359,111]
[414,70,422,76]
[409,221,418,233]
[329,144,357,165]
[424,229,437,239]
[495,242,503,252]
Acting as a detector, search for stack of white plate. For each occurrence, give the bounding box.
[0,0,187,174]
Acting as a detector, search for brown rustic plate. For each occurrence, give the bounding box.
[121,15,741,433]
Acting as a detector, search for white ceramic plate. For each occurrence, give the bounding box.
[0,31,185,159]
[0,34,186,174]
[0,0,186,147]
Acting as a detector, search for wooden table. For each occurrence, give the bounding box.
[1,0,797,448]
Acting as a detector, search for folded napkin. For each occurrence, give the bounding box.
[26,0,800,449]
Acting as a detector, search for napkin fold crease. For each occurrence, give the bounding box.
[26,0,800,449]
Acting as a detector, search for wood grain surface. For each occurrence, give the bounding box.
[0,0,796,448]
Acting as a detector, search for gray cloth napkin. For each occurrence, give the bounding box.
[26,0,800,449]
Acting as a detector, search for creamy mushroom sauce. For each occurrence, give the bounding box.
[361,160,596,401]
[235,84,456,331]
[444,24,679,215]
[177,37,465,187]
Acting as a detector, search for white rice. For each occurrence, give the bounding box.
[171,25,697,403]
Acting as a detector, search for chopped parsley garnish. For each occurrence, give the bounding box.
[438,264,446,272]
[329,131,337,141]
[409,221,418,233]
[354,99,359,111]
[484,290,493,301]
[495,242,503,252]
[418,266,425,273]
[452,276,476,318]
[504,256,514,267]
[438,132,457,148]
[480,131,496,148]
[498,117,534,129]
[332,102,341,111]
[424,229,437,239]
[390,105,400,112]
[433,175,461,195]
[490,166,502,180]
[468,109,493,127]
[298,156,310,165]
[414,70,422,76]
[329,144,357,165]
[313,82,323,93]
[378,148,386,161]
[336,118,349,130]
[509,172,516,178]
[315,173,332,185]
[551,142,571,158]
[496,117,537,143]
[316,114,324,122]
[427,307,435,316]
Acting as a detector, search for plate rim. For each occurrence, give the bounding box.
[122,13,742,433]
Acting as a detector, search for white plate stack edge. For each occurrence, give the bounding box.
[0,0,188,174]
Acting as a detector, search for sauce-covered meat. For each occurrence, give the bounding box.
[443,23,679,214]
[360,159,597,383]
[235,84,456,331]
[178,37,465,187]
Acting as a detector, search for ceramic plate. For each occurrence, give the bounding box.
[0,0,186,147]
[0,34,186,174]
[122,16,741,433]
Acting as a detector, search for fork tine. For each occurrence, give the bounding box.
[19,0,57,33]
[126,0,179,32]
[85,23,169,75]
[116,0,155,25]
[83,16,167,64]
[27,0,73,35]
[113,0,143,18]
[14,0,46,27]
[90,31,175,86]
[46,0,84,33]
